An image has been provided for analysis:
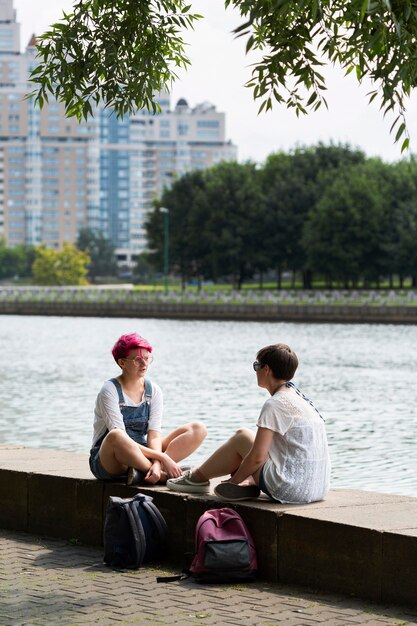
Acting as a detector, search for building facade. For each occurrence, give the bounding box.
[0,0,237,267]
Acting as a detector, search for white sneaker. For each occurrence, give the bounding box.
[166,470,210,494]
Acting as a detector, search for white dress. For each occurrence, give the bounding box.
[257,387,331,503]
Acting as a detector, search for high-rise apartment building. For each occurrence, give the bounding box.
[0,0,237,266]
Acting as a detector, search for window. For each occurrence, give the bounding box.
[197,120,220,128]
[197,130,219,139]
[178,123,188,136]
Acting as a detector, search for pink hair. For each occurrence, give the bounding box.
[111,333,153,363]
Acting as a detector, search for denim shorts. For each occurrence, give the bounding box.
[258,465,282,502]
[89,446,127,481]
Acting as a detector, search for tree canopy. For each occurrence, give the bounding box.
[0,241,35,280]
[29,0,417,148]
[76,228,118,281]
[32,243,90,285]
[145,144,417,288]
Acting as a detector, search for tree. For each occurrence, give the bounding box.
[76,228,118,281]
[261,144,366,287]
[0,242,36,280]
[385,159,417,287]
[29,0,200,120]
[145,162,264,288]
[146,170,211,288]
[29,1,417,147]
[396,195,417,287]
[32,243,90,285]
[204,161,264,289]
[133,252,155,284]
[302,159,392,287]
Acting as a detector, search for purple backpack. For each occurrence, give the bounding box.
[190,507,257,583]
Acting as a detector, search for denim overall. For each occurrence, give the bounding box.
[89,377,152,480]
[110,377,152,445]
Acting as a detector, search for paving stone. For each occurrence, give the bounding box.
[1,529,417,626]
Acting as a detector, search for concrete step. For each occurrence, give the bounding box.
[1,445,416,606]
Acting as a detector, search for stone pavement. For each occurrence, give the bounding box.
[1,530,416,626]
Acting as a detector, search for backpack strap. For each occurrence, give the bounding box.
[156,550,193,583]
[156,573,189,583]
[142,501,169,543]
[123,502,146,567]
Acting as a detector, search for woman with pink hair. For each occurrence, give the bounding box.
[89,332,207,485]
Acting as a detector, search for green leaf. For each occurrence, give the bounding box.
[395,122,405,142]
[401,137,410,152]
[390,115,400,134]
[246,35,255,53]
[258,99,267,114]
[360,0,369,22]
[307,91,317,106]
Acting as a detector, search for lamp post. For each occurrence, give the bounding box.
[160,207,169,295]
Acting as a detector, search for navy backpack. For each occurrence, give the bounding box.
[104,493,168,569]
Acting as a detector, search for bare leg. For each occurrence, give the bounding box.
[99,429,152,475]
[193,428,255,482]
[161,421,207,462]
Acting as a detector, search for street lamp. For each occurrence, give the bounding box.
[160,207,169,295]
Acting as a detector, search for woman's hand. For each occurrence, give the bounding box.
[161,453,182,478]
[144,460,162,484]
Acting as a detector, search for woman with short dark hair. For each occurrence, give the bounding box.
[167,343,330,503]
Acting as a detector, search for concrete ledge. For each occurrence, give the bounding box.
[1,445,416,606]
[1,300,417,323]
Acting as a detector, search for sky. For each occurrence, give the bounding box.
[14,0,417,164]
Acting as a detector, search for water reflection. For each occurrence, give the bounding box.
[0,315,416,497]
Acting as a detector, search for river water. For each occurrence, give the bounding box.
[1,315,416,497]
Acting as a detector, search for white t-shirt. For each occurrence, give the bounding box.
[257,388,330,504]
[91,379,163,447]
